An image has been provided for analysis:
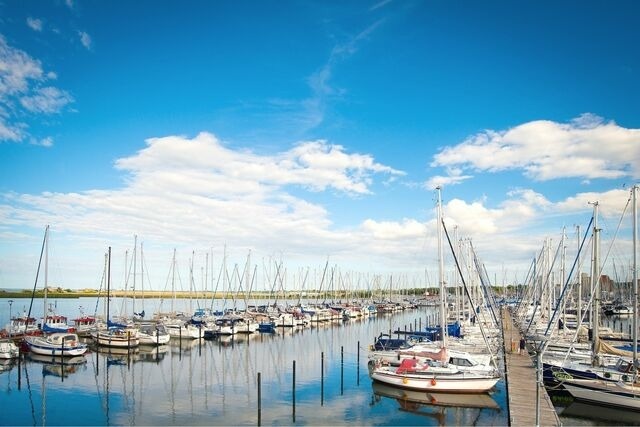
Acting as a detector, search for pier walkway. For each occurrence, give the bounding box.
[502,307,561,426]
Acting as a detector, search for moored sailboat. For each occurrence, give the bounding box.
[92,247,140,348]
[369,187,500,393]
[25,332,88,356]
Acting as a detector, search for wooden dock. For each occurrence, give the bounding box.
[502,307,561,426]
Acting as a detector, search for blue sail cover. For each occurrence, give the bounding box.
[107,319,128,329]
[42,323,69,333]
[418,321,463,341]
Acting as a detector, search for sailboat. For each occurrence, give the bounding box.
[24,226,88,357]
[25,332,88,357]
[370,187,500,393]
[560,185,640,411]
[92,247,140,348]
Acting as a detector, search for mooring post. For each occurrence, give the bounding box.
[18,353,22,390]
[321,351,324,406]
[257,372,262,426]
[357,341,360,386]
[340,345,344,395]
[292,360,296,423]
[61,336,65,383]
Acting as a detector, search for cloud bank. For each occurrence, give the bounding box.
[431,114,640,182]
[0,35,73,145]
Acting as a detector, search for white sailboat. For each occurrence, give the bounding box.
[92,247,140,348]
[370,187,500,393]
[25,332,88,357]
[561,185,640,411]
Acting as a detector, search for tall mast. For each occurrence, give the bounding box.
[171,248,176,314]
[632,185,638,372]
[591,201,600,364]
[133,235,137,317]
[43,225,49,324]
[107,246,111,323]
[140,241,145,316]
[576,225,582,328]
[436,186,447,347]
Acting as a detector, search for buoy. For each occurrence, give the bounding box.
[402,377,408,384]
[431,378,437,386]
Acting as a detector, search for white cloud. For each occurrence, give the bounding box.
[79,31,92,50]
[425,167,472,189]
[1,133,404,267]
[0,36,73,144]
[20,86,73,114]
[0,117,24,141]
[115,133,404,196]
[26,17,43,32]
[30,136,53,147]
[0,35,44,97]
[432,114,640,181]
[555,188,632,218]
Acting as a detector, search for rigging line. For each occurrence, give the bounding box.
[525,237,563,338]
[539,216,594,355]
[468,243,500,328]
[515,262,534,313]
[441,219,498,369]
[523,245,552,336]
[209,254,225,313]
[26,225,48,334]
[573,195,632,341]
[93,253,107,318]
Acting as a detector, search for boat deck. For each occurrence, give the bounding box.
[502,307,561,426]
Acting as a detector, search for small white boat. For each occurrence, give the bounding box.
[72,314,101,337]
[0,340,19,359]
[166,322,204,339]
[93,328,140,348]
[25,332,88,356]
[138,323,170,345]
[4,314,39,337]
[370,358,500,393]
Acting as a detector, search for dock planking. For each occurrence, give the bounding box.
[502,307,561,426]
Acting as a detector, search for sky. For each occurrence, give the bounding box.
[0,0,639,293]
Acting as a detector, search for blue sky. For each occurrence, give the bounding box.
[0,0,638,292]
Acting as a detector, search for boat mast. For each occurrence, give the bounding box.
[436,186,447,347]
[140,241,145,315]
[43,225,49,326]
[576,225,582,330]
[590,201,600,365]
[132,235,137,318]
[107,246,111,324]
[171,248,176,314]
[632,185,638,374]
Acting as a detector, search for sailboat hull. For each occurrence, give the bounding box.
[371,367,499,393]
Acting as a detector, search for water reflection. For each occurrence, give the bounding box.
[559,400,639,425]
[0,358,17,374]
[1,309,513,426]
[371,381,501,426]
[28,353,87,379]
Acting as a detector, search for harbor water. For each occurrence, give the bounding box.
[0,297,634,425]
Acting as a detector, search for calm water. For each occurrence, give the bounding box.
[0,298,634,425]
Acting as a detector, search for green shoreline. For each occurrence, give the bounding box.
[0,289,381,300]
[0,285,515,300]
